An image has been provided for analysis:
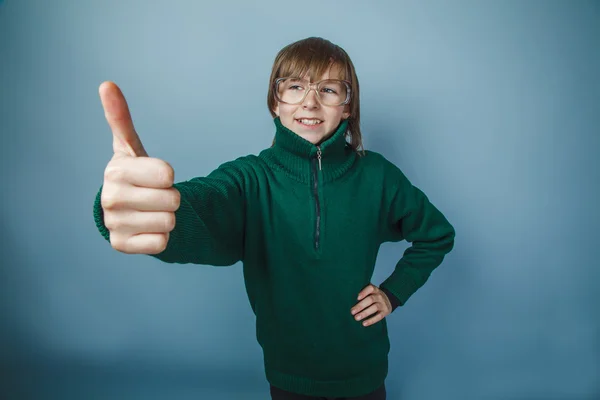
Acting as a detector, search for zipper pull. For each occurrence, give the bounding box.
[317,146,322,171]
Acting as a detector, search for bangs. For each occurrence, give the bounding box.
[275,39,349,82]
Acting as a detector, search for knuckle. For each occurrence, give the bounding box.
[164,213,176,232]
[101,189,119,210]
[104,163,126,182]
[109,233,127,252]
[103,212,116,230]
[155,233,169,253]
[111,216,125,231]
[171,188,181,210]
[158,160,175,186]
[164,189,180,211]
[105,212,128,232]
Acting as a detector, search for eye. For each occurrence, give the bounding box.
[321,87,337,94]
[289,85,304,91]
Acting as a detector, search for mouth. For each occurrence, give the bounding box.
[295,118,324,127]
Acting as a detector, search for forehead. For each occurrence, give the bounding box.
[279,59,347,82]
[299,69,343,82]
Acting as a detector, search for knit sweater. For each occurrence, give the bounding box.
[92,117,455,398]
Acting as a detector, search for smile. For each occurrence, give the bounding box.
[296,119,323,126]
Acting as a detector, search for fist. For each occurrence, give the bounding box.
[99,81,180,254]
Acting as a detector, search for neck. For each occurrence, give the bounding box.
[262,117,356,183]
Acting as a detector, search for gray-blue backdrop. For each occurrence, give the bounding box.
[1,0,598,399]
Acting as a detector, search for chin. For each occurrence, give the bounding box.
[296,134,318,144]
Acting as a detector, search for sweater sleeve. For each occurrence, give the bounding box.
[93,159,247,266]
[378,166,455,308]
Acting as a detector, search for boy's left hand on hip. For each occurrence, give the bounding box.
[350,284,392,327]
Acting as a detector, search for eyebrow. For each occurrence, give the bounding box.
[286,77,340,83]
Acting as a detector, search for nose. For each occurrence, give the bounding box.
[301,87,320,109]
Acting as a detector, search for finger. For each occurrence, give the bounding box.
[109,232,169,255]
[104,210,176,234]
[354,304,380,322]
[351,295,375,315]
[105,157,175,188]
[362,310,386,327]
[102,186,180,212]
[99,81,148,157]
[357,284,376,301]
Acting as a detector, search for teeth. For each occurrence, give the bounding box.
[299,119,323,125]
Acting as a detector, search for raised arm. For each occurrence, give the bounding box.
[93,81,245,266]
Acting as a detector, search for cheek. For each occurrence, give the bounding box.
[278,107,298,131]
[326,111,344,126]
[279,105,297,120]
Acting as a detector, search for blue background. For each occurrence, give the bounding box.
[1,1,598,399]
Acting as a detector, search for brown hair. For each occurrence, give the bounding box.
[267,37,364,155]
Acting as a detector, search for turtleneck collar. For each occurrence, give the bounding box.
[261,117,357,184]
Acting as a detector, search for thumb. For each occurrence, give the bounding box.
[99,81,148,157]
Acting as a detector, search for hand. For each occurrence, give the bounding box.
[350,284,393,327]
[99,81,180,255]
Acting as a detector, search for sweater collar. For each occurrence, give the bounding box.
[262,117,356,183]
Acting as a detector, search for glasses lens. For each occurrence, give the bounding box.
[276,78,348,106]
[276,78,306,104]
[317,80,348,106]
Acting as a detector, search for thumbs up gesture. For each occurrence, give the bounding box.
[99,81,180,254]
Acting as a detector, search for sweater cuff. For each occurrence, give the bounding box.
[379,270,418,309]
[93,185,111,242]
[380,286,402,312]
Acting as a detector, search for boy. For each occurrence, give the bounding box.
[93,37,455,399]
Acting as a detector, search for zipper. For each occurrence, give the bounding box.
[317,147,322,171]
[312,146,322,250]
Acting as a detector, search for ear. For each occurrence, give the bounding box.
[342,105,351,120]
[273,103,280,117]
[342,104,350,119]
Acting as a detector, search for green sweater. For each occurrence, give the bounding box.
[92,117,455,397]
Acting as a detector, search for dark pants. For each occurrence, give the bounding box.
[270,383,386,400]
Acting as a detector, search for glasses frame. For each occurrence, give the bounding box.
[274,77,352,107]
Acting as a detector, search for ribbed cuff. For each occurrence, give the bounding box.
[379,286,402,311]
[379,270,418,307]
[93,185,110,242]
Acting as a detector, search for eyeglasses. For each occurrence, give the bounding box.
[274,77,352,107]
